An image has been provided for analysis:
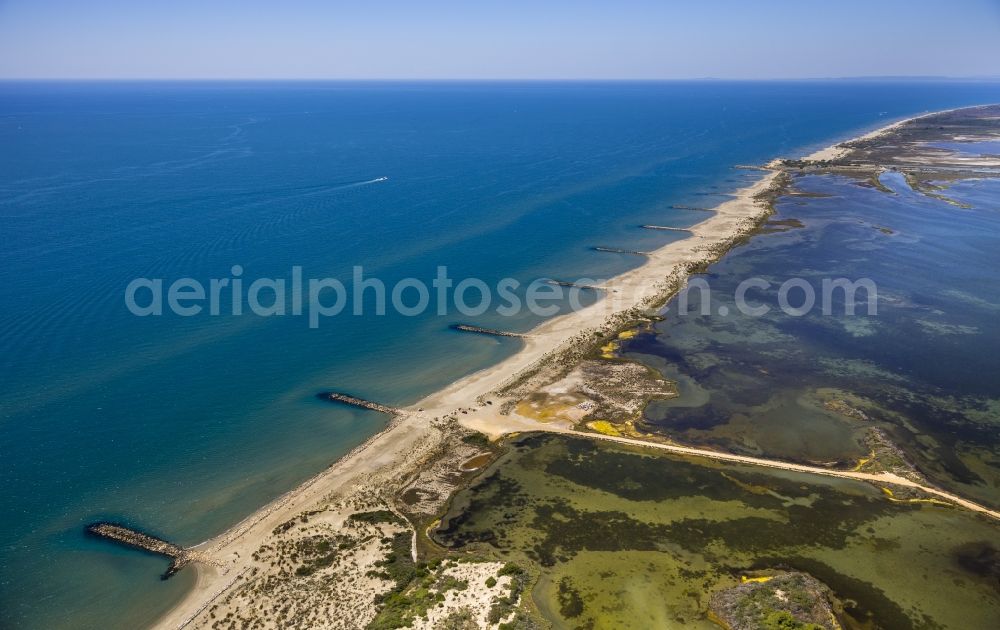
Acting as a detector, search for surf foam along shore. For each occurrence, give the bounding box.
[150,107,998,629]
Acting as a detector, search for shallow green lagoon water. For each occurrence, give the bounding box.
[436,434,1000,629]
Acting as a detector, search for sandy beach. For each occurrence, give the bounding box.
[799,105,991,162]
[152,109,998,629]
[153,169,782,630]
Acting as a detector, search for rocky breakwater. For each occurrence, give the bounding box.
[86,522,208,579]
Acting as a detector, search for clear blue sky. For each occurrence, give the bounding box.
[1,0,999,79]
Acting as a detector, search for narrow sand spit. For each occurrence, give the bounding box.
[153,110,999,629]
[558,428,1000,520]
[799,105,992,162]
[154,166,781,630]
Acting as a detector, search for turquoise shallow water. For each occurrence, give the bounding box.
[2,81,1000,628]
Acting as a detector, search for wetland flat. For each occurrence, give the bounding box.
[436,433,1000,629]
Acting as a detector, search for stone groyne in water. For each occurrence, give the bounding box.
[592,246,648,255]
[86,522,194,579]
[317,392,401,415]
[545,279,604,291]
[450,324,528,339]
[669,204,711,211]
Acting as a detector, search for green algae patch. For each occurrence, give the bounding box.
[433,433,1000,629]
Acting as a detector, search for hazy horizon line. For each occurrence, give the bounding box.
[3,75,1000,83]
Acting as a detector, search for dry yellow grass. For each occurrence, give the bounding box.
[741,575,773,584]
[880,487,951,507]
[586,420,623,437]
[515,399,582,423]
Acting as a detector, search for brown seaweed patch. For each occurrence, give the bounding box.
[459,453,493,472]
[952,541,1000,594]
[759,217,806,235]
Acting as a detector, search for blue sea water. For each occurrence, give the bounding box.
[2,80,1000,629]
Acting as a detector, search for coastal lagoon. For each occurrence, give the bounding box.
[626,172,1000,510]
[436,433,1000,629]
[4,81,1000,627]
[434,132,1000,629]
